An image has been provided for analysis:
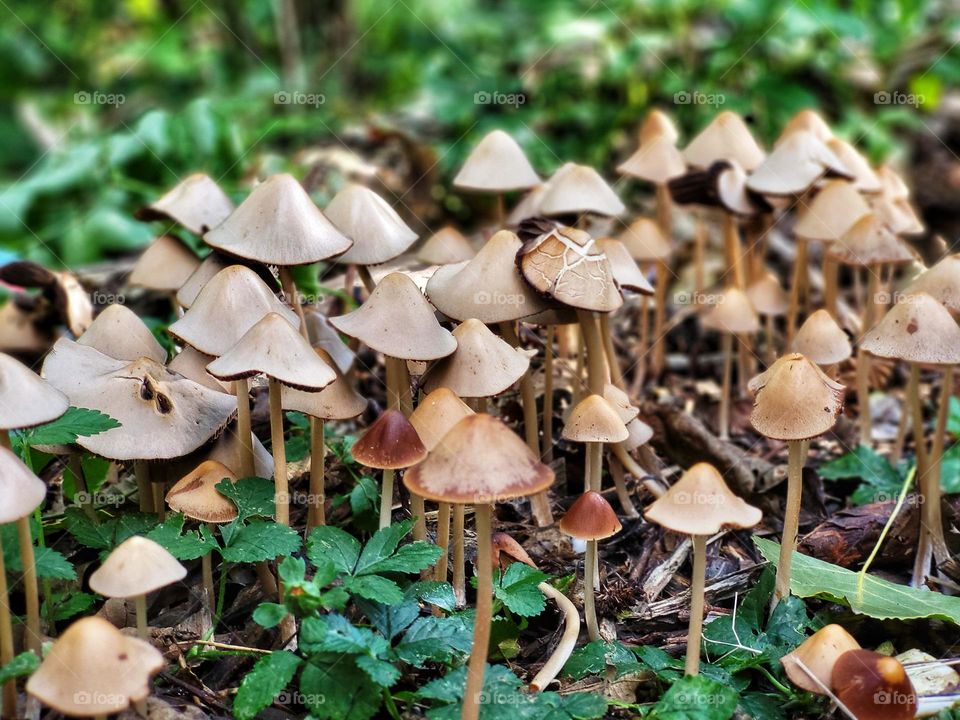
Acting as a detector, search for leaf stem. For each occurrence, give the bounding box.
[857,465,915,602]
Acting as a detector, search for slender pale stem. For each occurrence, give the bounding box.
[152,483,166,521]
[719,333,733,440]
[824,256,839,318]
[577,310,608,395]
[786,237,808,343]
[635,295,650,389]
[609,456,639,517]
[693,212,706,299]
[598,314,623,389]
[16,517,40,655]
[542,325,555,464]
[269,378,289,526]
[234,377,256,478]
[135,594,148,641]
[435,503,451,583]
[652,259,669,378]
[723,213,745,289]
[929,366,953,564]
[0,535,17,719]
[70,454,98,524]
[528,582,580,692]
[307,418,326,529]
[452,504,466,607]
[379,469,395,530]
[587,442,603,493]
[358,266,377,294]
[764,314,776,367]
[462,504,493,720]
[279,267,307,337]
[584,539,600,641]
[135,460,154,514]
[774,440,804,603]
[686,535,707,676]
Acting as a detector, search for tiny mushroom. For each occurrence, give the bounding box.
[417,226,476,266]
[453,129,540,222]
[832,649,917,720]
[136,172,234,235]
[781,623,861,694]
[791,308,852,376]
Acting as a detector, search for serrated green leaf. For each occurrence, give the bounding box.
[738,692,788,720]
[494,563,548,617]
[300,614,389,657]
[220,521,300,563]
[1,524,76,580]
[563,639,640,680]
[300,654,381,720]
[44,591,96,622]
[0,652,39,684]
[16,407,120,447]
[354,520,413,575]
[278,555,306,584]
[355,654,400,687]
[414,581,457,612]
[64,509,156,554]
[215,476,273,521]
[342,574,403,604]
[819,445,903,505]
[147,514,217,560]
[395,613,473,667]
[307,525,360,575]
[361,540,442,576]
[253,603,288,629]
[233,650,302,720]
[652,675,738,719]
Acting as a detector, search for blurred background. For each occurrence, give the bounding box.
[1,0,958,267]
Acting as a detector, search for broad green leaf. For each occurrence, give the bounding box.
[819,445,903,505]
[355,654,400,687]
[16,407,120,447]
[342,574,403,604]
[232,650,302,720]
[563,640,640,680]
[493,563,549,617]
[64,508,155,554]
[220,521,300,563]
[652,675,738,719]
[360,540,441,576]
[738,693,788,720]
[147,514,217,560]
[300,654,381,720]
[307,525,361,575]
[1,524,76,580]
[414,581,457,612]
[395,613,473,667]
[44,591,96,622]
[0,652,39,684]
[215,477,273,521]
[252,603,288,629]
[299,614,388,657]
[354,520,414,575]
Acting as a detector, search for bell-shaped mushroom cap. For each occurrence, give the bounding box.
[538,163,626,217]
[26,616,164,716]
[596,238,654,294]
[491,531,538,569]
[282,349,366,420]
[0,263,93,337]
[417,226,476,266]
[873,195,925,236]
[422,319,531,398]
[778,109,834,145]
[826,139,883,194]
[169,265,298,356]
[877,164,910,200]
[331,272,456,360]
[519,226,624,312]
[559,490,622,541]
[0,353,68,430]
[618,218,672,262]
[700,288,760,334]
[304,310,356,374]
[906,254,960,313]
[645,462,761,535]
[206,313,336,390]
[792,310,852,365]
[862,292,960,364]
[42,339,236,460]
[78,304,167,363]
[781,624,860,694]
[617,135,686,185]
[325,184,418,265]
[746,130,851,196]
[137,173,234,236]
[749,353,845,440]
[168,346,232,393]
[0,447,47,522]
[180,424,273,480]
[622,417,654,451]
[603,383,639,423]
[89,535,187,598]
[426,230,549,323]
[682,111,766,171]
[204,174,352,266]
[453,130,540,192]
[166,460,238,523]
[827,213,916,267]
[639,109,680,145]
[352,409,427,470]
[175,252,230,309]
[128,235,201,292]
[506,183,551,226]
[832,649,917,720]
[404,413,554,503]
[562,394,629,443]
[408,387,474,452]
[746,272,789,317]
[794,180,871,241]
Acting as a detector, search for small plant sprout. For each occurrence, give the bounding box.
[417,225,476,266]
[781,623,861,694]
[832,649,917,720]
[136,172,235,236]
[791,308,853,378]
[453,129,541,223]
[645,462,761,675]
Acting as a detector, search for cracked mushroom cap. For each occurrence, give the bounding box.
[700,288,760,334]
[426,230,549,323]
[166,460,238,523]
[559,490,621,541]
[622,417,654,451]
[403,413,554,504]
[0,353,68,430]
[746,272,790,317]
[169,265,298,356]
[906,254,960,313]
[862,292,960,364]
[749,353,845,440]
[453,130,540,192]
[777,109,834,145]
[417,226,476,266]
[422,319,531,398]
[682,111,766,171]
[827,213,916,267]
[746,130,851,197]
[791,310,852,365]
[78,304,167,363]
[618,218,672,262]
[282,348,367,420]
[617,134,686,185]
[204,173,352,266]
[206,312,336,390]
[596,238,654,294]
[26,616,164,717]
[794,180,871,241]
[562,394,629,443]
[538,163,626,217]
[136,173,234,235]
[645,462,761,535]
[326,184,418,265]
[781,624,860,695]
[128,235,201,292]
[408,387,474,452]
[827,139,882,194]
[603,383,639,423]
[168,346,232,393]
[0,447,47,522]
[352,409,427,470]
[89,535,186,598]
[331,272,456,360]
[832,649,917,720]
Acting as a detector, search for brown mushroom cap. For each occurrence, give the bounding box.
[403,413,554,504]
[0,353,68,430]
[781,624,861,694]
[832,649,917,720]
[622,417,654,451]
[746,130,851,196]
[0,446,47,522]
[78,304,167,363]
[603,383,639,423]
[559,490,622,541]
[792,310,852,365]
[749,353,845,440]
[491,531,538,569]
[168,346,233,393]
[562,394,629,443]
[826,139,882,194]
[281,348,367,420]
[166,460,239,523]
[827,213,917,267]
[700,288,760,334]
[794,180,871,241]
[682,111,766,171]
[778,109,834,145]
[644,462,761,535]
[417,226,476,266]
[352,409,427,470]
[617,134,686,185]
[862,292,960,364]
[408,387,475,452]
[906,254,960,313]
[128,235,201,292]
[26,616,164,717]
[325,184,418,265]
[538,163,626,217]
[89,535,187,598]
[204,174,352,266]
[618,218,672,262]
[745,272,790,317]
[453,130,540,192]
[596,238,654,294]
[136,173,234,235]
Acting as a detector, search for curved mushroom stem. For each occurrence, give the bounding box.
[599,314,623,389]
[308,418,325,529]
[234,377,256,479]
[0,534,17,719]
[16,517,40,655]
[543,325,555,464]
[452,505,466,607]
[608,456,639,518]
[718,333,733,441]
[435,503,451,583]
[774,439,804,604]
[462,503,493,720]
[583,539,600,641]
[529,582,580,692]
[685,534,707,676]
[135,460,154,514]
[577,311,608,396]
[268,378,290,526]
[135,594,148,641]
[610,443,664,498]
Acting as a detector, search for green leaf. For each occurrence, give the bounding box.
[354,520,414,575]
[16,407,120,448]
[360,540,442,576]
[738,693,788,720]
[355,654,400,687]
[220,521,301,563]
[493,563,549,617]
[395,613,474,667]
[652,675,738,719]
[147,514,217,560]
[215,476,273,521]
[278,555,306,584]
[1,524,76,580]
[253,603,288,629]
[232,650,303,720]
[300,614,389,657]
[350,476,379,530]
[819,445,903,505]
[300,654,381,720]
[563,640,640,680]
[342,574,403,604]
[64,508,155,554]
[0,652,39,685]
[307,525,361,575]
[43,591,96,622]
[413,581,457,612]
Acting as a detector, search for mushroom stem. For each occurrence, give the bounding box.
[576,310,608,395]
[452,504,466,607]
[134,594,148,641]
[587,442,602,493]
[763,314,776,367]
[135,460,154,514]
[693,211,706,299]
[201,549,215,617]
[824,256,839,317]
[0,534,17,719]
[357,266,377,295]
[608,456,639,517]
[928,365,953,564]
[279,267,308,337]
[435,502,451,583]
[543,325,555,464]
[234,377,256,478]
[652,259,669,377]
[268,378,290,526]
[599,314,623,389]
[152,483,166,521]
[462,503,493,720]
[685,534,707,676]
[308,418,326,529]
[379,470,395,530]
[636,294,650,388]
[529,582,580,692]
[722,213,745,289]
[610,443,664,498]
[857,271,881,446]
[718,332,733,440]
[16,516,40,655]
[786,237,808,344]
[572,330,585,406]
[774,439,804,604]
[583,539,600,641]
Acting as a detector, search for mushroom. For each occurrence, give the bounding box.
[644,462,761,675]
[826,139,883,194]
[778,109,834,144]
[538,163,625,221]
[832,649,917,720]
[749,353,845,602]
[168,346,232,393]
[791,309,852,378]
[746,271,790,365]
[175,251,279,310]
[136,172,234,236]
[417,226,476,266]
[563,394,628,496]
[453,129,540,222]
[77,303,167,363]
[781,623,861,694]
[0,261,94,339]
[127,234,201,312]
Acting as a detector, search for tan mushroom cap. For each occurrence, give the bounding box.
[622,417,654,451]
[404,413,554,504]
[559,490,622,541]
[304,310,356,374]
[539,163,626,217]
[453,129,540,192]
[426,230,549,323]
[644,462,762,535]
[746,130,851,196]
[792,310,852,365]
[862,292,960,364]
[617,134,686,185]
[827,139,882,194]
[168,345,232,393]
[326,184,418,265]
[781,624,860,695]
[596,238,654,294]
[0,353,68,430]
[56,270,94,337]
[506,183,551,226]
[206,313,336,390]
[204,173,352,266]
[26,616,164,717]
[700,288,760,334]
[352,409,427,470]
[682,111,766,171]
[331,272,456,360]
[169,265,298,356]
[563,394,629,443]
[745,272,789,317]
[422,319,531,398]
[603,383,639,423]
[749,353,845,440]
[137,172,234,235]
[0,447,47,522]
[777,109,834,145]
[794,180,871,241]
[877,164,910,200]
[78,304,167,363]
[166,460,238,523]
[832,650,917,720]
[408,387,474,452]
[0,301,52,356]
[873,195,925,235]
[906,254,960,313]
[519,226,624,312]
[175,252,229,309]
[128,235,201,292]
[417,226,476,266]
[90,535,187,598]
[282,349,367,420]
[639,109,680,145]
[618,217,672,262]
[827,213,916,267]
